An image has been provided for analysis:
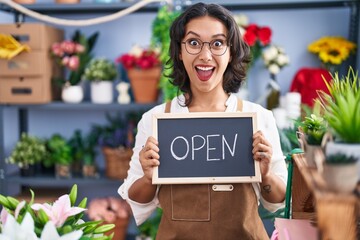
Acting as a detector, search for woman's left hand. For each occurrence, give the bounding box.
[252,130,273,177]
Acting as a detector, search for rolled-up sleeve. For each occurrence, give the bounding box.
[118,107,162,225]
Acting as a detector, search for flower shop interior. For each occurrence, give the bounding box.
[0,0,360,239]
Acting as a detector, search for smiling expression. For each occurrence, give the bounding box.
[180,16,231,96]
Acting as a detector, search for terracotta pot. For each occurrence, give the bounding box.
[12,0,36,4]
[55,164,72,178]
[127,67,161,103]
[103,217,130,240]
[102,147,133,179]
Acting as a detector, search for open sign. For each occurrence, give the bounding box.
[152,112,261,184]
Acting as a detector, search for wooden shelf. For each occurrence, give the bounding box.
[291,153,359,240]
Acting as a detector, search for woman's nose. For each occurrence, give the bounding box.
[198,43,212,61]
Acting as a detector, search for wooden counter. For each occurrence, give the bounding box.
[291,153,359,240]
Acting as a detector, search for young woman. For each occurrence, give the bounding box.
[119,3,287,239]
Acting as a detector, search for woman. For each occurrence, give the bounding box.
[119,3,287,239]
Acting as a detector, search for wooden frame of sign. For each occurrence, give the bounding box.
[152,112,261,184]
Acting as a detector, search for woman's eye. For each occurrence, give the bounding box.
[212,40,223,48]
[189,40,200,46]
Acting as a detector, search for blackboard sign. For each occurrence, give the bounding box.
[152,112,260,184]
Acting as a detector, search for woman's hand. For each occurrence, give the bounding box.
[252,130,273,178]
[139,136,160,183]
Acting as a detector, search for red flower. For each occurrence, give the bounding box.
[258,27,272,45]
[116,47,161,70]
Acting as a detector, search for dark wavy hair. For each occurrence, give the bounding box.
[168,2,251,106]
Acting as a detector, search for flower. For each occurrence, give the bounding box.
[116,45,161,70]
[0,184,115,240]
[83,58,118,81]
[51,30,99,86]
[87,197,132,223]
[234,14,272,67]
[262,44,290,75]
[308,36,357,70]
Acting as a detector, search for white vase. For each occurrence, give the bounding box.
[90,81,113,104]
[61,85,84,103]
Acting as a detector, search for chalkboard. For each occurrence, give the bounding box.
[152,112,260,184]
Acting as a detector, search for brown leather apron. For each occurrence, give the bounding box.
[156,100,269,240]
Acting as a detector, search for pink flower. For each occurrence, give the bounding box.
[51,43,64,57]
[68,56,80,71]
[60,40,76,54]
[32,194,86,227]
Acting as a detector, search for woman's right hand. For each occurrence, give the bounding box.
[139,136,160,183]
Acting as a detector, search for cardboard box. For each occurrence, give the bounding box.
[0,74,60,104]
[0,23,64,51]
[0,23,63,103]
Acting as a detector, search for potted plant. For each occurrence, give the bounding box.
[87,197,132,240]
[83,57,118,104]
[51,30,99,103]
[45,133,73,178]
[5,133,47,176]
[316,66,360,192]
[91,111,142,179]
[297,104,327,169]
[116,45,161,103]
[68,129,98,178]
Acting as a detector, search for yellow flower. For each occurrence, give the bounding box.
[308,36,357,67]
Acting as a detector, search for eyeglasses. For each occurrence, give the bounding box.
[181,38,229,56]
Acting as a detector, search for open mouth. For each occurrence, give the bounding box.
[196,66,214,81]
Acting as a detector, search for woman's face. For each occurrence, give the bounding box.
[180,16,231,96]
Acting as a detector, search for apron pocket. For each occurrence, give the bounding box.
[171,184,210,221]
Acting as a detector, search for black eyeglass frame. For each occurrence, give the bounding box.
[181,39,229,56]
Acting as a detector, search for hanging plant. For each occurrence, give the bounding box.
[151,5,181,102]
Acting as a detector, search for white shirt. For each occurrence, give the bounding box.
[119,94,288,225]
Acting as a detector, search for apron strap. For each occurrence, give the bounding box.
[237,99,243,112]
[165,101,171,113]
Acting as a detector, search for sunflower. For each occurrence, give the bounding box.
[308,36,356,70]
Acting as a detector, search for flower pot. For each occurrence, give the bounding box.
[55,164,72,178]
[82,165,98,178]
[90,81,113,104]
[127,67,161,103]
[61,85,84,103]
[103,217,130,240]
[322,161,359,193]
[20,165,37,177]
[102,147,133,179]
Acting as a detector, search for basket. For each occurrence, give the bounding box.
[102,147,133,179]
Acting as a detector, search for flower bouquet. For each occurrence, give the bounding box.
[116,45,161,71]
[0,184,115,239]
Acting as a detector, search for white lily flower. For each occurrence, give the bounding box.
[0,212,38,240]
[40,221,82,240]
[277,54,290,66]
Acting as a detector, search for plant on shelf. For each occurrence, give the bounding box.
[87,197,132,240]
[83,57,118,104]
[298,112,327,146]
[116,44,162,103]
[0,184,115,239]
[68,129,98,178]
[51,30,99,87]
[5,133,47,175]
[316,67,360,144]
[151,5,181,102]
[83,58,117,81]
[316,66,360,192]
[91,111,143,179]
[308,36,357,73]
[45,133,73,178]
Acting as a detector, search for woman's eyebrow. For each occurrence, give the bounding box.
[185,31,227,39]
